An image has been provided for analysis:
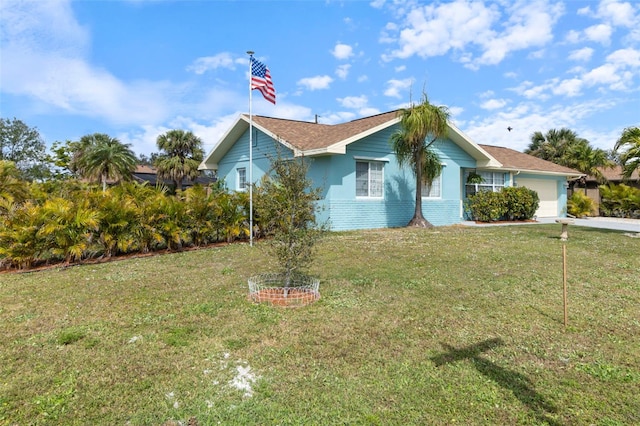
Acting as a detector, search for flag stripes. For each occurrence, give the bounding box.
[250,57,276,104]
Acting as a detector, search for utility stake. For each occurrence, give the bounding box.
[563,244,568,327]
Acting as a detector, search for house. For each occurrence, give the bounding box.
[132,165,216,188]
[199,111,582,231]
[574,165,640,208]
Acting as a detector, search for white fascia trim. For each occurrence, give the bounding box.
[353,156,391,162]
[494,168,585,179]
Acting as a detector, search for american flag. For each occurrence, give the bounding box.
[250,57,276,104]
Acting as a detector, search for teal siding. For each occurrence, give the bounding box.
[218,128,292,190]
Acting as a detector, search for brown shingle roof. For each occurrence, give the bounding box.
[586,165,640,182]
[248,110,399,151]
[479,144,582,175]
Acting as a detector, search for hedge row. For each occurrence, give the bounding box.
[0,181,253,270]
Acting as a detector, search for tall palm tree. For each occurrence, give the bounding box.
[390,94,450,228]
[567,142,613,183]
[614,126,640,179]
[525,128,586,164]
[74,133,137,192]
[155,130,204,192]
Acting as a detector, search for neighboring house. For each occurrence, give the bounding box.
[199,111,582,231]
[575,165,640,207]
[132,165,216,188]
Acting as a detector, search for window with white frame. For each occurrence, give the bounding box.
[421,174,442,198]
[356,161,383,198]
[465,170,505,197]
[237,167,247,190]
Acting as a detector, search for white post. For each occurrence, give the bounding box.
[247,50,254,247]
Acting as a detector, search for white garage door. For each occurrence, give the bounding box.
[516,178,558,217]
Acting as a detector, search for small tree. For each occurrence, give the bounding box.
[0,118,50,181]
[255,155,326,286]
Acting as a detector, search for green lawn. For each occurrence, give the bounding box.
[1,225,638,425]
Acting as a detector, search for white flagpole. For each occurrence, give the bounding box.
[247,50,254,247]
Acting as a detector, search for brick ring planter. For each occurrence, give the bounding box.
[248,273,320,308]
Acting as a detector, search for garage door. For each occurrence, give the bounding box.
[516,178,558,217]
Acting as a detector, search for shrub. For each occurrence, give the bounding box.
[599,183,640,218]
[502,186,539,220]
[568,191,596,217]
[466,186,540,222]
[465,190,507,222]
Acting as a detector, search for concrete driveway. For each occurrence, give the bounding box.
[463,217,640,233]
[536,217,640,233]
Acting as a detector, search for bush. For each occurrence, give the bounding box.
[599,183,640,218]
[502,186,539,220]
[466,186,540,222]
[568,191,596,217]
[465,190,507,222]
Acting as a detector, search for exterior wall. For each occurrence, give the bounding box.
[217,128,291,190]
[316,124,477,231]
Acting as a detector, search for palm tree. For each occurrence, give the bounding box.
[390,94,450,228]
[0,160,30,203]
[74,133,137,192]
[525,128,586,164]
[614,126,640,179]
[155,130,204,191]
[567,142,613,184]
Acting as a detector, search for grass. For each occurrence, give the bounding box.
[1,224,638,425]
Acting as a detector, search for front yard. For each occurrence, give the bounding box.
[1,225,638,425]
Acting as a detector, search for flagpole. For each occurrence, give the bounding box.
[247,50,254,247]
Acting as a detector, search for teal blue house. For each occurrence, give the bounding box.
[199,111,582,231]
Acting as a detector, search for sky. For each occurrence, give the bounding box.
[1,0,639,158]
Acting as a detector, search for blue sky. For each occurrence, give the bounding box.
[1,0,639,157]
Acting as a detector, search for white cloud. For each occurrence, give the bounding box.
[331,43,354,60]
[552,78,583,97]
[565,30,582,44]
[568,47,594,62]
[607,48,640,67]
[480,98,507,110]
[297,75,334,91]
[384,78,414,98]
[464,98,618,152]
[584,24,613,45]
[336,64,351,79]
[381,0,499,61]
[594,0,637,27]
[186,53,240,74]
[381,0,564,68]
[395,65,406,72]
[337,95,369,109]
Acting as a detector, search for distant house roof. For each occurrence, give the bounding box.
[479,144,583,177]
[585,165,639,182]
[133,165,215,187]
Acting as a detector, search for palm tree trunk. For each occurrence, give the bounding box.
[408,152,433,228]
[102,173,107,192]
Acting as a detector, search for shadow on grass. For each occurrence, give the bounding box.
[431,338,562,426]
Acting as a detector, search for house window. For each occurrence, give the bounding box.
[422,174,442,198]
[237,167,247,190]
[465,170,505,197]
[356,161,383,198]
